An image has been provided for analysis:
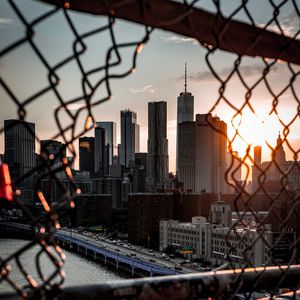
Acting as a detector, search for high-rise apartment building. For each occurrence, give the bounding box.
[177,113,228,194]
[4,119,35,205]
[194,114,228,194]
[79,136,95,175]
[40,139,67,179]
[147,101,169,191]
[120,110,140,167]
[96,121,117,165]
[176,63,194,173]
[94,126,109,177]
[177,121,195,191]
[133,152,147,192]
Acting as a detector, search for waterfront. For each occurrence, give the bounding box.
[0,239,122,293]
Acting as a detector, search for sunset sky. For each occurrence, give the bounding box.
[1,0,300,174]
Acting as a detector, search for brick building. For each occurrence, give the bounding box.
[128,193,173,248]
[72,194,112,227]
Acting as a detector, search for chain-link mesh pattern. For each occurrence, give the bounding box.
[1,0,300,299]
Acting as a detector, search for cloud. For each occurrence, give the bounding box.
[259,12,300,37]
[0,17,14,28]
[260,23,295,37]
[160,35,198,46]
[130,84,156,94]
[176,64,279,82]
[53,103,87,111]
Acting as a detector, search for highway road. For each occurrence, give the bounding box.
[59,228,198,274]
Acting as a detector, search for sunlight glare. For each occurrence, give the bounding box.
[229,109,280,159]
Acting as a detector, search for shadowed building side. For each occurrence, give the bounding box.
[96,121,117,166]
[94,126,109,177]
[120,110,140,168]
[147,101,169,192]
[4,119,35,206]
[177,121,195,191]
[194,114,228,194]
[79,137,95,175]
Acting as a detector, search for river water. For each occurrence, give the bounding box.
[0,239,122,293]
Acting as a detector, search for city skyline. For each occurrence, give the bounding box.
[1,1,300,174]
[1,1,300,297]
[0,101,297,176]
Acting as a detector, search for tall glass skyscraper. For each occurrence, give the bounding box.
[176,63,194,173]
[120,110,140,167]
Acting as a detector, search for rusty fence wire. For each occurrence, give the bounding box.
[1,0,300,299]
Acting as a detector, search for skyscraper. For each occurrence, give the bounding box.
[120,110,140,167]
[176,63,194,173]
[177,121,195,191]
[178,114,228,193]
[4,119,35,205]
[194,114,227,194]
[94,126,109,177]
[40,139,67,179]
[147,101,169,191]
[40,140,66,160]
[96,121,117,165]
[177,63,194,124]
[79,137,95,175]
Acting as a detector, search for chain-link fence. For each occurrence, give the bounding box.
[1,0,300,299]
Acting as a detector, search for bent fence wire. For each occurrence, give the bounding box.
[1,0,300,299]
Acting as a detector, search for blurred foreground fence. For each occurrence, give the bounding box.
[1,0,300,299]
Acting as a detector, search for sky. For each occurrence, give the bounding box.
[1,0,300,175]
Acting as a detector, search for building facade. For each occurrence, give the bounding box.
[128,193,174,248]
[177,121,195,191]
[160,216,209,258]
[72,194,112,227]
[4,119,35,205]
[133,152,147,193]
[252,134,300,192]
[147,101,169,191]
[79,136,95,175]
[194,114,228,194]
[120,110,140,167]
[176,63,194,172]
[96,121,117,166]
[177,113,228,193]
[159,202,273,267]
[40,139,67,179]
[94,126,109,177]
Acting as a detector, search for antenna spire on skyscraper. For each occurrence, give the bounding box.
[184,62,187,93]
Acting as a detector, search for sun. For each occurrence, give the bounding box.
[226,109,281,160]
